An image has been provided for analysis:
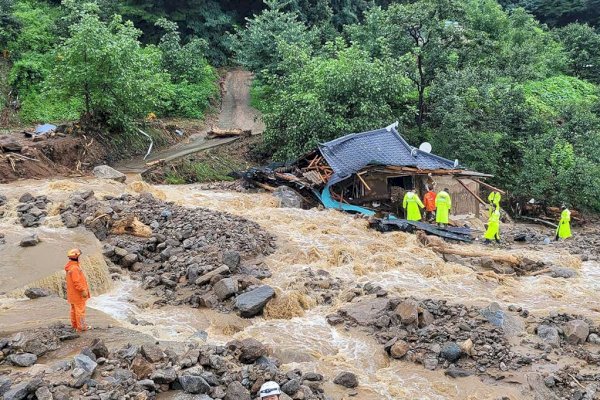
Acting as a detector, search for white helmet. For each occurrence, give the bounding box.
[259,381,282,398]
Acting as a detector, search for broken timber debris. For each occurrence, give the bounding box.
[207,127,252,138]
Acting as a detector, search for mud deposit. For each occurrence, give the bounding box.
[0,178,599,400]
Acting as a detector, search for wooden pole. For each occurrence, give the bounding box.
[472,178,506,195]
[456,178,487,205]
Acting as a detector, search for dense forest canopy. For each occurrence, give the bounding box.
[1,0,600,211]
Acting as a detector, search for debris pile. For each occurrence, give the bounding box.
[327,295,532,376]
[59,191,277,316]
[0,326,329,400]
[16,193,50,228]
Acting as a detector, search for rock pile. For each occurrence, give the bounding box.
[16,193,50,228]
[59,191,277,316]
[0,327,329,400]
[327,295,536,376]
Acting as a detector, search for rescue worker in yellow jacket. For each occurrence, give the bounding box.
[403,189,424,221]
[488,191,501,217]
[484,205,501,243]
[435,188,451,227]
[555,205,572,240]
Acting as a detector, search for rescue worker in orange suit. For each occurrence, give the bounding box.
[65,249,91,332]
[423,187,437,222]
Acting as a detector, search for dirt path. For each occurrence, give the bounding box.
[116,69,264,173]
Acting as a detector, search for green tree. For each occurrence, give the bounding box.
[155,18,218,118]
[51,10,170,130]
[230,0,315,76]
[553,23,600,84]
[262,43,412,160]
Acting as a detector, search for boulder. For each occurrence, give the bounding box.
[150,368,177,383]
[141,343,164,363]
[35,386,52,400]
[281,379,301,395]
[537,325,560,348]
[238,338,267,364]
[224,381,251,400]
[92,165,127,183]
[480,302,505,327]
[121,253,139,268]
[0,377,11,396]
[418,308,435,327]
[333,371,358,388]
[389,340,410,359]
[395,301,419,325]
[131,354,154,379]
[71,354,97,387]
[3,379,41,400]
[235,285,276,317]
[179,375,210,394]
[195,265,230,286]
[90,338,109,359]
[273,186,304,208]
[549,266,576,279]
[340,297,390,326]
[11,330,60,356]
[8,353,37,367]
[222,251,241,270]
[24,287,50,299]
[440,342,462,362]
[588,333,600,344]
[19,234,40,247]
[563,320,590,345]
[213,277,239,300]
[62,213,80,228]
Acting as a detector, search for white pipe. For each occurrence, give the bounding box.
[138,129,154,160]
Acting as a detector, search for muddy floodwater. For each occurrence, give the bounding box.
[1,177,599,399]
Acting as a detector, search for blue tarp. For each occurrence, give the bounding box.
[34,124,57,135]
[318,124,458,184]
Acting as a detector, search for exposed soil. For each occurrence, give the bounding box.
[0,134,107,183]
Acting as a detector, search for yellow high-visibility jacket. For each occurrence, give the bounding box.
[557,209,572,239]
[403,192,424,221]
[435,191,451,224]
[484,208,501,240]
[488,191,501,216]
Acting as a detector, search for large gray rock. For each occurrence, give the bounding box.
[8,353,37,367]
[333,371,358,388]
[195,265,229,286]
[71,354,97,388]
[222,251,241,270]
[178,375,211,394]
[151,368,177,383]
[273,186,304,208]
[224,381,251,400]
[24,287,50,299]
[339,297,390,326]
[0,377,11,396]
[389,340,410,359]
[563,320,590,345]
[480,302,505,327]
[19,234,40,247]
[213,277,239,300]
[238,338,267,364]
[537,325,560,348]
[92,165,126,183]
[142,344,164,363]
[235,285,275,317]
[35,386,52,400]
[10,330,60,356]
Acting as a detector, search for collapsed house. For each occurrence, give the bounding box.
[243,123,498,236]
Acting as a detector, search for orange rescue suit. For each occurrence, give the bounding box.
[65,260,90,331]
[423,191,437,212]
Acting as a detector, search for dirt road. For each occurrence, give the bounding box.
[116,69,264,173]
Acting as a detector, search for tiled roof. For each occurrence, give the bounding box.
[318,124,459,184]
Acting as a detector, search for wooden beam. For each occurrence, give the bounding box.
[356,173,372,191]
[472,178,506,195]
[456,178,487,206]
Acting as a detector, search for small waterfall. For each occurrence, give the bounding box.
[9,253,112,298]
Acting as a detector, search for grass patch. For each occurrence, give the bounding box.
[164,158,238,184]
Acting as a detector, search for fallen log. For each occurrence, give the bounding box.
[517,216,558,229]
[417,231,521,265]
[207,127,251,138]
